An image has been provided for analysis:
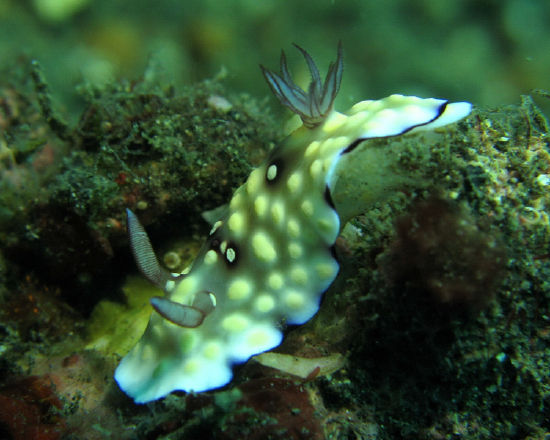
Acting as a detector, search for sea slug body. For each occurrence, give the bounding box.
[115,43,472,403]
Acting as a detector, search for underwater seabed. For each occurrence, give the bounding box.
[0,54,550,438]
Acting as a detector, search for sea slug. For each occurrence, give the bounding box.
[115,43,472,403]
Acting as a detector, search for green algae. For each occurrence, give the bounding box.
[86,276,160,357]
[48,68,280,227]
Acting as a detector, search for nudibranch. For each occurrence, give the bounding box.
[115,43,472,403]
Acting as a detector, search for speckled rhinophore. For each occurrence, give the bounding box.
[115,43,472,403]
